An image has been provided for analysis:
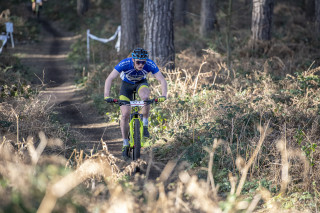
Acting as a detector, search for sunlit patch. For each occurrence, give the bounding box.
[40,85,83,94]
[13,53,68,59]
[55,35,81,41]
[72,122,112,129]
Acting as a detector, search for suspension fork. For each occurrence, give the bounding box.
[129,107,144,148]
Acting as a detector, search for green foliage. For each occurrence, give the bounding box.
[271,192,316,210]
[0,84,35,101]
[152,93,264,172]
[294,129,317,166]
[75,75,88,87]
[242,178,274,194]
[0,52,37,102]
[149,106,168,134]
[68,39,87,65]
[296,72,320,94]
[91,93,104,113]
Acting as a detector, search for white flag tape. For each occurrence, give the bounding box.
[6,22,14,48]
[0,22,14,54]
[0,35,8,54]
[87,25,121,61]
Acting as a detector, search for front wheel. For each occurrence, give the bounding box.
[132,119,141,161]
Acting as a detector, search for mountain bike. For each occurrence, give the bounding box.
[32,0,42,20]
[107,92,161,161]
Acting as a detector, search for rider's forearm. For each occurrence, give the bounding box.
[153,71,167,97]
[104,77,113,97]
[104,69,119,98]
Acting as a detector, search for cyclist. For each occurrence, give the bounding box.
[31,0,43,18]
[104,48,167,158]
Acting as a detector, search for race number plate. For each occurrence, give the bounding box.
[130,101,144,106]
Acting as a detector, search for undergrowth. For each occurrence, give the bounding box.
[1,0,320,212]
[62,1,320,211]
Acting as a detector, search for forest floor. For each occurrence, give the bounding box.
[11,9,123,159]
[9,6,163,180]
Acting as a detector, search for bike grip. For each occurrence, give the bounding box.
[157,96,166,102]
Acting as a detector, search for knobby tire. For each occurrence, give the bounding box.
[133,119,141,161]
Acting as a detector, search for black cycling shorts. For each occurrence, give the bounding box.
[119,79,149,101]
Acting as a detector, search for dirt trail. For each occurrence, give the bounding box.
[12,15,123,158]
[10,10,164,180]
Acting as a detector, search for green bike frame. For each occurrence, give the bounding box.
[108,96,158,161]
[129,106,145,148]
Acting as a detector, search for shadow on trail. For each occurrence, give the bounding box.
[35,17,123,158]
[39,19,67,86]
[40,19,63,38]
[13,5,124,159]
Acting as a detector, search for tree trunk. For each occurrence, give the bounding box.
[200,0,217,37]
[175,0,187,26]
[120,0,139,56]
[245,0,251,6]
[251,0,274,41]
[305,0,315,21]
[77,0,89,16]
[144,0,175,68]
[226,0,233,68]
[316,0,320,34]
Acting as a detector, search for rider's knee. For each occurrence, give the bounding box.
[141,96,149,101]
[140,92,150,101]
[139,87,150,101]
[121,112,130,121]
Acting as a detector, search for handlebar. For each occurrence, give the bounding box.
[107,98,160,106]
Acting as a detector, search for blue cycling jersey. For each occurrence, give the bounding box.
[114,57,159,84]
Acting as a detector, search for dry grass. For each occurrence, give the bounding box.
[1,117,315,212]
[1,1,320,212]
[0,46,317,213]
[0,95,65,143]
[60,31,320,211]
[145,49,320,212]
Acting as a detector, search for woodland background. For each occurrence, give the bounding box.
[0,0,320,212]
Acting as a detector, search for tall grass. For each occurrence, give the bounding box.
[1,116,314,212]
[146,51,320,211]
[1,0,320,212]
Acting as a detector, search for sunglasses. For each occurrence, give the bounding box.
[135,60,146,65]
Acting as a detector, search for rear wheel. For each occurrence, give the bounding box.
[132,119,141,161]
